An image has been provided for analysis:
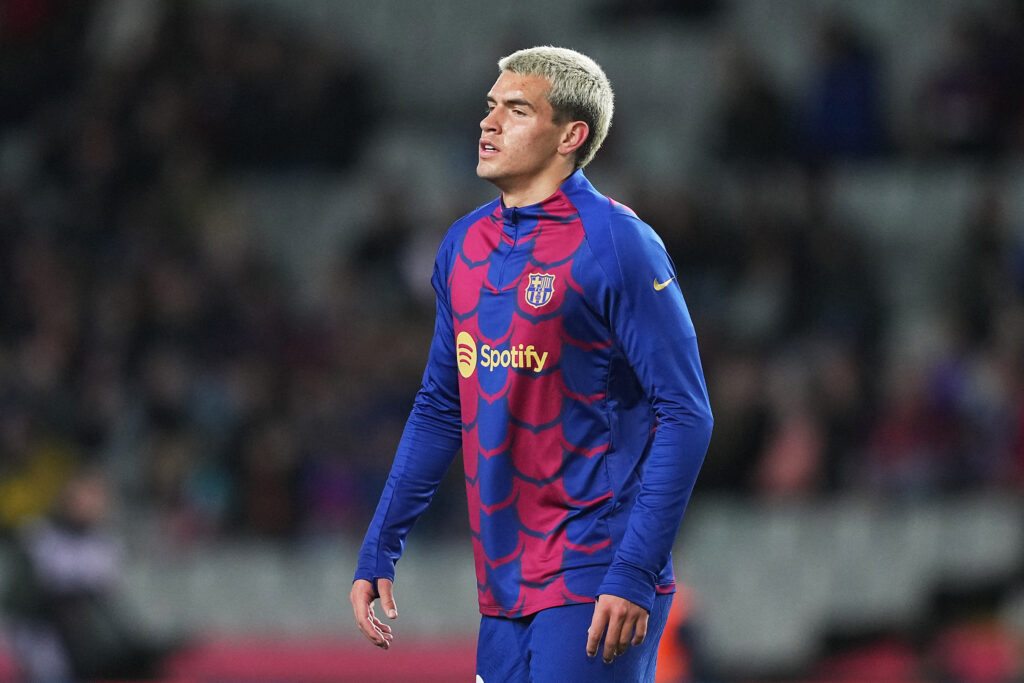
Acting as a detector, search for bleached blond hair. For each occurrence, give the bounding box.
[498,46,614,170]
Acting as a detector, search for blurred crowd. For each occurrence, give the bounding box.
[1,0,1023,552]
[0,0,391,546]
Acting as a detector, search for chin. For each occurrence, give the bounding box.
[476,163,499,181]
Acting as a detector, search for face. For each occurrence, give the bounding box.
[477,71,574,199]
[64,474,111,526]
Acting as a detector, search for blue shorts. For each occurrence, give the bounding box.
[475,593,672,683]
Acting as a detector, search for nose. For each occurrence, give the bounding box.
[480,108,499,132]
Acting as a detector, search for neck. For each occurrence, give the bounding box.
[498,167,576,208]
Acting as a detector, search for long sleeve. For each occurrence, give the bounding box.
[593,212,714,612]
[353,259,463,586]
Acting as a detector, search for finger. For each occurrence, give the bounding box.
[603,611,624,663]
[378,578,398,619]
[359,604,388,647]
[586,606,608,658]
[371,619,394,644]
[368,612,393,636]
[365,602,396,645]
[616,613,635,655]
[632,611,649,646]
[357,613,388,647]
[366,615,392,649]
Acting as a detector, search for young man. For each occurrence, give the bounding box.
[351,46,713,682]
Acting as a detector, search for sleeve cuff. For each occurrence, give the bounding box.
[596,563,657,613]
[353,567,396,595]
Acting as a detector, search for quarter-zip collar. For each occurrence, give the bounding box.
[497,169,589,238]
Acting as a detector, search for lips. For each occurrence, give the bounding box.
[479,140,499,157]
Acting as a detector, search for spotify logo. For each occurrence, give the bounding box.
[456,331,477,379]
[455,330,550,379]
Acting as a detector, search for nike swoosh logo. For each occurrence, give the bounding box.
[653,276,676,291]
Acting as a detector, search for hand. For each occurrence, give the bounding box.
[350,578,397,649]
[586,594,649,664]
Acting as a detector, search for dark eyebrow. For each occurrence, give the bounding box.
[486,95,537,111]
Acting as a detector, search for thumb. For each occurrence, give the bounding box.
[378,578,398,619]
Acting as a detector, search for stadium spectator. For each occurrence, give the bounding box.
[2,468,185,680]
[914,11,1006,158]
[711,42,794,166]
[798,13,886,162]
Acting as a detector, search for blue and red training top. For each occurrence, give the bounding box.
[355,170,713,617]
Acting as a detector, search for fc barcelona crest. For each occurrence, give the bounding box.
[524,272,556,308]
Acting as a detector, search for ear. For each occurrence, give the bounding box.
[557,121,590,157]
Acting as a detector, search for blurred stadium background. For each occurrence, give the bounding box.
[1,0,1023,680]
